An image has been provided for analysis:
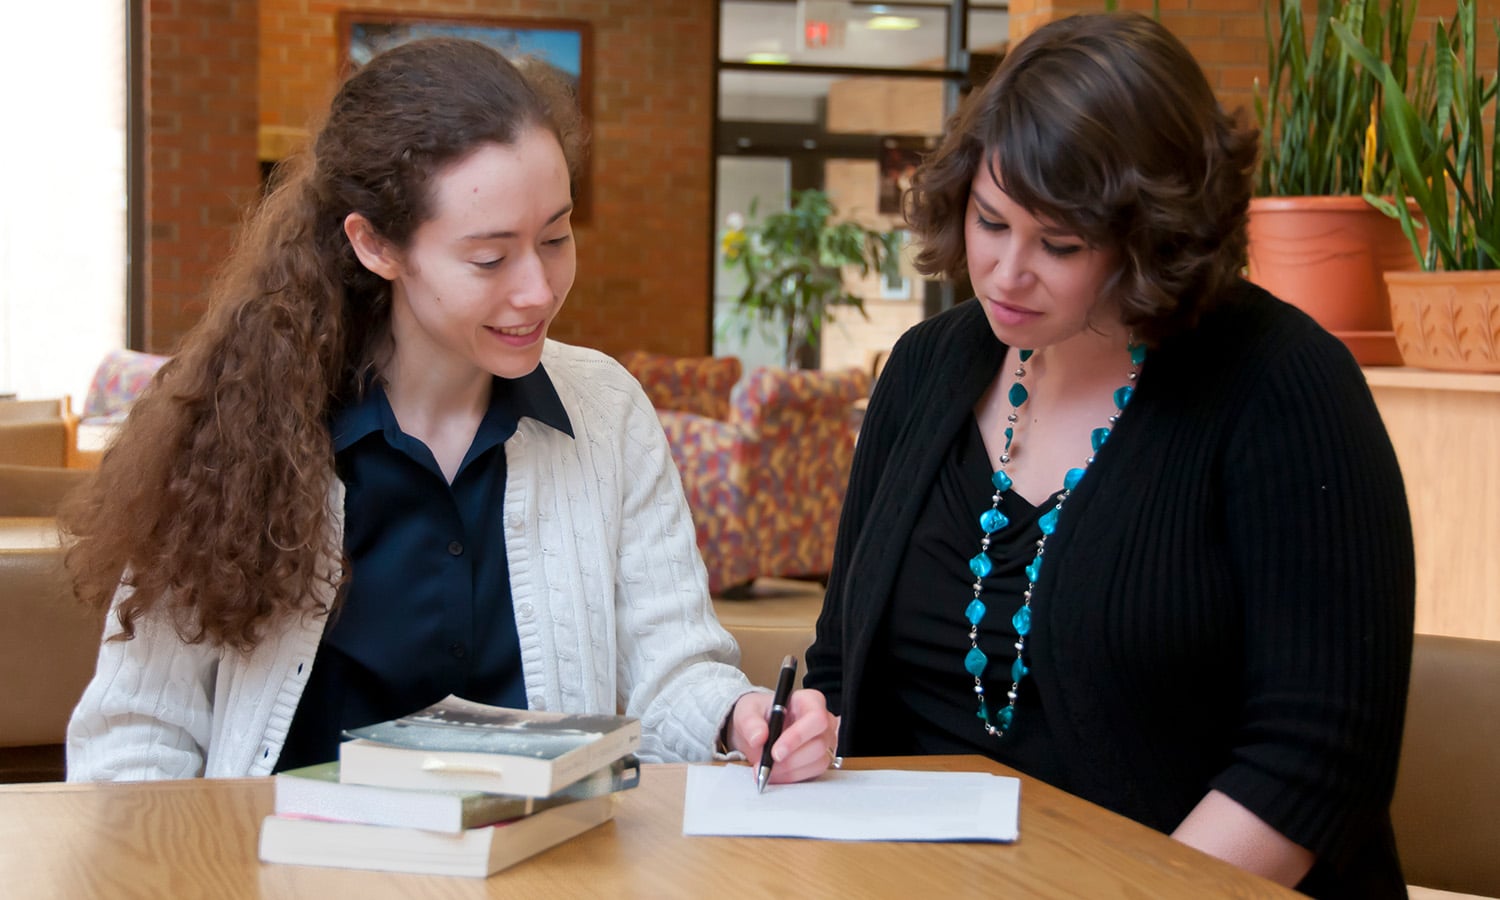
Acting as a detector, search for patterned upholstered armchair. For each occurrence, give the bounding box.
[621,352,869,595]
[72,349,170,467]
[80,349,170,426]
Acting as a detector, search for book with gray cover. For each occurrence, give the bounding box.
[339,695,642,798]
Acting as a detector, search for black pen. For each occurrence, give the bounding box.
[756,654,798,794]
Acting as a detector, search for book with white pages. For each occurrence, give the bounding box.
[259,794,616,877]
[273,755,640,833]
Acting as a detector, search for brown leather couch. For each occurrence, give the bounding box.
[1392,633,1500,897]
[712,585,822,690]
[0,465,100,782]
[0,398,76,468]
[0,464,91,516]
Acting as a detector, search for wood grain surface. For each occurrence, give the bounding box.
[1,756,1298,899]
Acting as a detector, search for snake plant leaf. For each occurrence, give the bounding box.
[1335,0,1499,271]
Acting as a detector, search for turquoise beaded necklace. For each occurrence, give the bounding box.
[965,340,1146,738]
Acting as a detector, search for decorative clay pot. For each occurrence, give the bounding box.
[1247,196,1418,366]
[1384,270,1500,372]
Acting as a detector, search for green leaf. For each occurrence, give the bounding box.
[717,188,894,365]
[1259,0,1417,197]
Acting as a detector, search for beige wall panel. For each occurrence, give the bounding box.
[1365,369,1500,641]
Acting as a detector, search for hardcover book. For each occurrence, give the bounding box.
[274,754,640,834]
[339,695,642,798]
[258,794,616,877]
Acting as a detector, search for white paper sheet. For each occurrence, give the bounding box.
[682,766,1020,842]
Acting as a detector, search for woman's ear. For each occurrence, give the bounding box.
[344,213,401,281]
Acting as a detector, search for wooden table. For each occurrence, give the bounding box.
[1,756,1297,899]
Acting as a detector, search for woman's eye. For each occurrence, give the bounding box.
[975,214,1006,232]
[473,258,503,270]
[1042,240,1083,257]
[544,234,572,247]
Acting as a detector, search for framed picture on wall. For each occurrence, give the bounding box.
[337,11,593,223]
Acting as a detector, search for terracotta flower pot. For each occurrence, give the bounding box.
[1247,196,1418,366]
[1384,270,1500,372]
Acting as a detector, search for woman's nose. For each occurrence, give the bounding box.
[509,252,554,307]
[989,242,1035,292]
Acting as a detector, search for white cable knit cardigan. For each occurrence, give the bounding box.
[67,341,754,781]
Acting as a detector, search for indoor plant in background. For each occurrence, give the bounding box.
[1249,0,1420,365]
[1335,0,1500,372]
[721,189,897,370]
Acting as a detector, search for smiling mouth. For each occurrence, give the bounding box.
[489,323,541,337]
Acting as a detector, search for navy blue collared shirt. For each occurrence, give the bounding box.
[275,367,573,772]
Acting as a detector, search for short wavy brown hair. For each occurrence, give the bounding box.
[907,13,1258,345]
[62,38,588,651]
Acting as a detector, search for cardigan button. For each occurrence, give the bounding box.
[517,602,534,619]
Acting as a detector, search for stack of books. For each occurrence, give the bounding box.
[258,695,643,877]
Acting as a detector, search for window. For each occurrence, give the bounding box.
[0,2,128,406]
[714,0,1007,367]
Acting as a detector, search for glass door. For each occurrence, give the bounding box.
[714,0,1008,369]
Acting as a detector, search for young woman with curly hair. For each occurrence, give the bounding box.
[806,14,1413,897]
[65,38,834,784]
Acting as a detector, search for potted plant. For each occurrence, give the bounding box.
[1249,0,1421,365]
[720,189,897,370]
[1334,0,1500,372]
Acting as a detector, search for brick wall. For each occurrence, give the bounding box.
[142,0,714,357]
[1001,0,1270,123]
[1007,0,1499,128]
[144,0,260,353]
[256,0,716,358]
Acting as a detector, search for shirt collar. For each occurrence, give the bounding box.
[331,363,574,453]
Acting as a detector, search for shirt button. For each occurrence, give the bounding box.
[506,512,523,531]
[517,602,534,619]
[528,695,543,710]
[449,642,466,659]
[447,540,463,556]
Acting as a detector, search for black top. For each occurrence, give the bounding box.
[806,282,1415,899]
[276,369,572,772]
[866,416,1066,788]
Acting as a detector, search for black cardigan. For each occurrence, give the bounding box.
[806,282,1415,898]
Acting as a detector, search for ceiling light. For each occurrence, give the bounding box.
[745,51,791,64]
[866,15,920,31]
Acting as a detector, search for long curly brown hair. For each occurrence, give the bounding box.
[61,38,587,651]
[906,13,1258,346]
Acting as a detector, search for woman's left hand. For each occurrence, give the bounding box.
[729,689,838,784]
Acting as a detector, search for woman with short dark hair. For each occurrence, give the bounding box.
[808,14,1412,897]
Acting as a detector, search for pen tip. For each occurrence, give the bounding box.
[755,767,768,793]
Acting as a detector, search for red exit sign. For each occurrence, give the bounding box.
[805,19,832,48]
[798,1,845,51]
